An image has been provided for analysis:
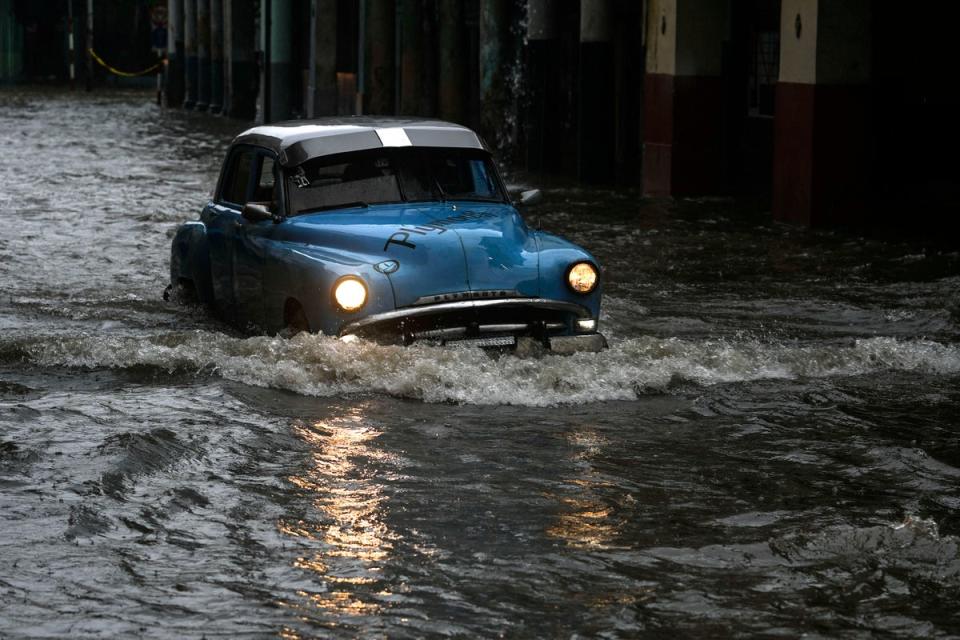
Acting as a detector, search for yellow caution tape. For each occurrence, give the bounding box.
[88,48,164,77]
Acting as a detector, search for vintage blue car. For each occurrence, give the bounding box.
[168,117,606,353]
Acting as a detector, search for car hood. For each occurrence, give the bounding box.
[284,202,540,307]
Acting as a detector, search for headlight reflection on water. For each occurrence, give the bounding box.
[280,406,398,617]
[545,427,622,549]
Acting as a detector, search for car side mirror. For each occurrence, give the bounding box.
[519,189,543,207]
[242,202,274,223]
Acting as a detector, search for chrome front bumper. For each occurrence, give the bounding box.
[339,298,606,352]
[545,334,608,354]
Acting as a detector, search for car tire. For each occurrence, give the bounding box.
[284,299,310,334]
[165,279,198,304]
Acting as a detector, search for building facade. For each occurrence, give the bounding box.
[7,0,959,232]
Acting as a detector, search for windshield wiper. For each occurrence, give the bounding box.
[432,178,447,203]
[300,201,370,214]
[446,195,503,203]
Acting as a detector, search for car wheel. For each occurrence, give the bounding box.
[165,279,198,304]
[284,299,310,334]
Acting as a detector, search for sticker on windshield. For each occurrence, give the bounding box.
[293,166,310,188]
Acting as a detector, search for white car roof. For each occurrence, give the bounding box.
[233,117,488,166]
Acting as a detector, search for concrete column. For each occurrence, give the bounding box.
[259,0,269,122]
[578,0,614,183]
[267,0,293,122]
[479,0,509,144]
[196,0,210,111]
[85,0,94,90]
[463,2,482,129]
[311,0,338,116]
[397,0,425,115]
[525,0,561,171]
[642,0,729,196]
[209,0,223,113]
[363,0,395,115]
[166,0,185,107]
[184,0,197,108]
[307,0,317,117]
[422,1,439,118]
[479,1,505,104]
[773,0,871,227]
[438,0,465,123]
[223,0,256,119]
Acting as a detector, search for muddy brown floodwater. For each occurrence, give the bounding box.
[1,89,960,639]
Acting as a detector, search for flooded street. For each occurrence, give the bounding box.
[2,89,960,638]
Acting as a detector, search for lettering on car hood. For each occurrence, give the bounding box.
[384,209,499,251]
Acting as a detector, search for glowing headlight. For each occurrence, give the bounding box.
[567,262,598,294]
[333,277,367,312]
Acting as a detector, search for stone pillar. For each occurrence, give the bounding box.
[307,0,317,117]
[259,0,270,122]
[363,0,395,115]
[397,0,425,115]
[166,0,185,107]
[525,0,561,171]
[311,0,338,116]
[479,0,507,133]
[578,0,614,183]
[184,0,197,108]
[438,0,465,123]
[773,0,871,226]
[269,0,294,121]
[642,0,728,196]
[196,0,210,111]
[223,0,256,119]
[210,0,223,113]
[85,0,94,90]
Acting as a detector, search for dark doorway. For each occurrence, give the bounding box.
[15,0,68,81]
[724,0,780,196]
[872,1,960,234]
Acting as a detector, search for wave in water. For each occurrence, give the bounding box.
[7,332,960,406]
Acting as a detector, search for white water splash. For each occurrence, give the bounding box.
[12,332,960,406]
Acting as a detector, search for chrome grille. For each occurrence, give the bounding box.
[412,290,522,306]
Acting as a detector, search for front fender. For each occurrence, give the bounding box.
[261,243,396,335]
[170,221,214,303]
[535,231,602,319]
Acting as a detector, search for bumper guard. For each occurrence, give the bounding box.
[339,298,606,353]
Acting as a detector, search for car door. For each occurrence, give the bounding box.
[232,151,279,329]
[205,146,258,316]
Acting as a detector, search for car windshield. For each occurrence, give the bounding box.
[285,148,505,215]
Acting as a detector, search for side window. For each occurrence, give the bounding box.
[468,159,496,197]
[252,155,276,204]
[221,148,255,205]
[431,154,500,199]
